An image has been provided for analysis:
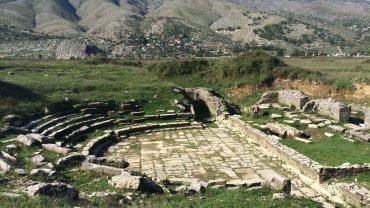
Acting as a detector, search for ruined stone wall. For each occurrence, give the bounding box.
[313,99,351,122]
[224,116,321,180]
[187,88,370,182]
[277,90,310,110]
[185,88,231,120]
[335,183,370,207]
[365,111,370,128]
[259,90,309,110]
[260,90,351,121]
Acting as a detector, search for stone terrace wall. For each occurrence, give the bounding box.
[313,99,351,122]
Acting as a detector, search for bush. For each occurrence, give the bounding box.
[147,59,209,77]
[85,58,142,67]
[146,51,320,85]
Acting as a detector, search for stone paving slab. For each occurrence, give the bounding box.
[105,125,328,204]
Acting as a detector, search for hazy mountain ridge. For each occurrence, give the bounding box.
[0,0,369,58]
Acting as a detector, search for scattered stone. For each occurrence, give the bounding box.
[300,119,312,124]
[208,179,226,187]
[42,144,71,155]
[284,120,295,124]
[269,175,291,194]
[341,136,355,143]
[226,178,262,188]
[346,129,370,142]
[328,125,346,133]
[15,169,26,176]
[17,135,40,147]
[344,123,362,130]
[266,123,303,138]
[110,173,164,193]
[294,137,311,144]
[0,155,14,174]
[1,151,16,162]
[271,114,283,119]
[56,153,85,168]
[317,122,327,128]
[7,72,15,75]
[3,115,22,124]
[80,191,133,204]
[30,168,56,177]
[26,133,52,144]
[324,120,332,125]
[30,155,46,166]
[24,182,79,199]
[324,132,334,138]
[272,193,286,200]
[188,182,206,194]
[285,112,299,119]
[0,192,21,198]
[5,144,17,150]
[308,124,318,129]
[175,185,188,193]
[95,157,130,169]
[168,178,199,185]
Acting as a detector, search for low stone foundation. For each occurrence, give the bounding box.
[185,88,370,182]
[313,99,351,122]
[365,111,370,128]
[260,90,309,110]
[335,183,370,207]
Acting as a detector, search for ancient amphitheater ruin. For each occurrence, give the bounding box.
[1,87,370,207]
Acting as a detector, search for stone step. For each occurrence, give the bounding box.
[32,113,79,133]
[48,117,106,139]
[41,114,94,136]
[63,119,115,146]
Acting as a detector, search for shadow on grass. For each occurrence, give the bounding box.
[0,80,44,101]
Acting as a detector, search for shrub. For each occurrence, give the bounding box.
[147,59,209,77]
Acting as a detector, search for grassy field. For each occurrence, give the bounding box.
[0,187,321,208]
[284,57,370,81]
[0,60,180,117]
[281,135,370,166]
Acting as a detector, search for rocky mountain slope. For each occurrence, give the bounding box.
[0,0,369,58]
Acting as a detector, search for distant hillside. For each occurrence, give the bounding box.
[0,0,369,58]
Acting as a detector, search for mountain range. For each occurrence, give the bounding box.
[0,0,369,58]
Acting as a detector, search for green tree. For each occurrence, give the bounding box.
[276,48,285,57]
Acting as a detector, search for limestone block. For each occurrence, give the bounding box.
[17,135,40,147]
[25,182,79,199]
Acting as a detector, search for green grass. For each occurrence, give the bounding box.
[0,187,321,208]
[281,135,370,166]
[0,60,177,117]
[284,57,370,81]
[62,169,117,193]
[132,187,320,208]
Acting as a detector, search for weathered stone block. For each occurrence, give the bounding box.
[313,98,351,122]
[25,182,79,199]
[365,111,370,128]
[17,135,40,147]
[277,90,310,110]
